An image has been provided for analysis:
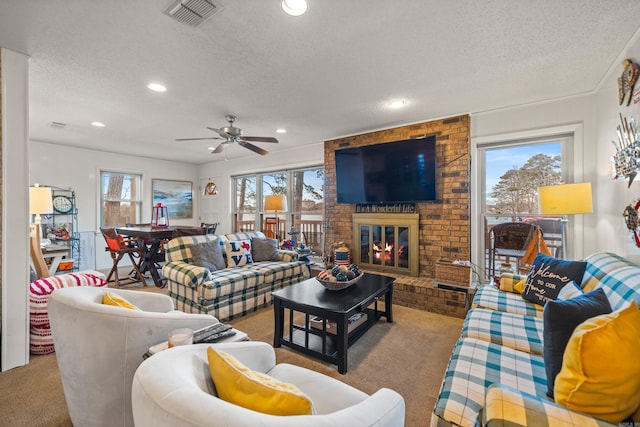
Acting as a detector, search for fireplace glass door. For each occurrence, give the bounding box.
[353,213,418,277]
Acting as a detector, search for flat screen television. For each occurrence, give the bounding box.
[335,135,437,204]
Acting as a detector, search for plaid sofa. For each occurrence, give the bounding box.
[431,252,640,427]
[162,231,309,322]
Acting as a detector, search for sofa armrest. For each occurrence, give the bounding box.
[278,250,299,262]
[162,261,210,288]
[483,384,618,427]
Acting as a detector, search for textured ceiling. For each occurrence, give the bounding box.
[1,0,639,164]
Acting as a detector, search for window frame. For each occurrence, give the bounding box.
[99,170,143,227]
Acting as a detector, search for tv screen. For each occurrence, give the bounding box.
[335,136,437,204]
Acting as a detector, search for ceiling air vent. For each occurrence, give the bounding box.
[164,0,218,26]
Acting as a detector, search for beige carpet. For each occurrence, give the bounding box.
[229,304,463,426]
[0,296,462,426]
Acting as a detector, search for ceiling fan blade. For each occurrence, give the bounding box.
[207,127,231,139]
[238,141,269,156]
[242,136,279,143]
[211,142,228,153]
[175,137,222,141]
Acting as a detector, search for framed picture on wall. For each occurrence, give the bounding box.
[152,179,193,219]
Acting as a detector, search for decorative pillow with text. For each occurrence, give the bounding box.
[224,239,253,267]
[522,254,587,306]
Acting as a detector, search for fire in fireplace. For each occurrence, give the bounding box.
[373,242,394,262]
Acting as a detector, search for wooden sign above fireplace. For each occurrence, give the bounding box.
[355,203,416,214]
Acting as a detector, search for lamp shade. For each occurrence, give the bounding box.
[264,195,288,212]
[539,182,593,215]
[29,186,53,215]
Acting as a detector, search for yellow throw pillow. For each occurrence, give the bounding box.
[206,347,313,416]
[102,291,139,310]
[499,273,526,293]
[554,301,640,422]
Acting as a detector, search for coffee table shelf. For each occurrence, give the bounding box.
[273,273,394,374]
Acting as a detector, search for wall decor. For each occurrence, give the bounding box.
[618,58,639,106]
[623,199,640,247]
[152,179,193,219]
[611,113,640,187]
[355,203,416,213]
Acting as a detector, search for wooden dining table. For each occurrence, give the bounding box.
[115,225,198,287]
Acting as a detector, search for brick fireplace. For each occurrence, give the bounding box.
[323,115,471,317]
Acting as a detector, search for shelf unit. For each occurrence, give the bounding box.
[41,187,80,273]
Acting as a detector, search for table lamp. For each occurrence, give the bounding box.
[30,184,53,245]
[264,195,288,239]
[538,182,593,259]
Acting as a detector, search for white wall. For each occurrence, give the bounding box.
[593,37,640,262]
[471,31,640,265]
[30,141,200,270]
[1,48,30,371]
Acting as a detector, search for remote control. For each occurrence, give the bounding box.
[200,329,236,343]
[194,323,231,342]
[194,324,233,343]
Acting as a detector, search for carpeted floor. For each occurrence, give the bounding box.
[0,284,462,426]
[230,304,463,426]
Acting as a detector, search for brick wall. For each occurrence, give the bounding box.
[324,114,471,279]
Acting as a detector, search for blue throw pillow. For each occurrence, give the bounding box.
[522,254,587,306]
[542,287,612,398]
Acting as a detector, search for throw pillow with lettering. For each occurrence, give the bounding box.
[522,253,587,306]
[224,239,253,267]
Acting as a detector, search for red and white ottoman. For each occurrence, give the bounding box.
[29,271,108,355]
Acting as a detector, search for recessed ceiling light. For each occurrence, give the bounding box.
[91,121,106,127]
[276,128,287,134]
[147,83,167,92]
[282,0,307,16]
[389,100,405,109]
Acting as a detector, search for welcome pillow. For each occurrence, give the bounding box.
[225,239,253,267]
[522,254,587,306]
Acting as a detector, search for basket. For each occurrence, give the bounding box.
[316,272,364,291]
[435,259,472,288]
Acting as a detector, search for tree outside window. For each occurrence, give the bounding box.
[101,171,142,226]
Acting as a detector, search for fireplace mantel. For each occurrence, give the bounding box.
[352,213,419,277]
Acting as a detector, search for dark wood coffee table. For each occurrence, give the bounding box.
[272,272,394,374]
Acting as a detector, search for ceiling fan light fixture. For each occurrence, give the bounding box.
[282,0,307,16]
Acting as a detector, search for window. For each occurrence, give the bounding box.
[477,134,572,278]
[232,166,325,253]
[100,171,142,227]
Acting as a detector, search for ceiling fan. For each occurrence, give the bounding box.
[176,115,278,156]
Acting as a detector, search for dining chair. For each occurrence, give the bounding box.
[200,222,219,234]
[99,227,148,287]
[488,222,535,278]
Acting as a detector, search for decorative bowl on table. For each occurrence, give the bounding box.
[316,264,363,291]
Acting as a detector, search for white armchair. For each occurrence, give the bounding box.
[48,286,220,427]
[132,342,405,427]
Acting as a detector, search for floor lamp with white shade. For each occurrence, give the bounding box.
[538,182,593,259]
[29,184,53,245]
